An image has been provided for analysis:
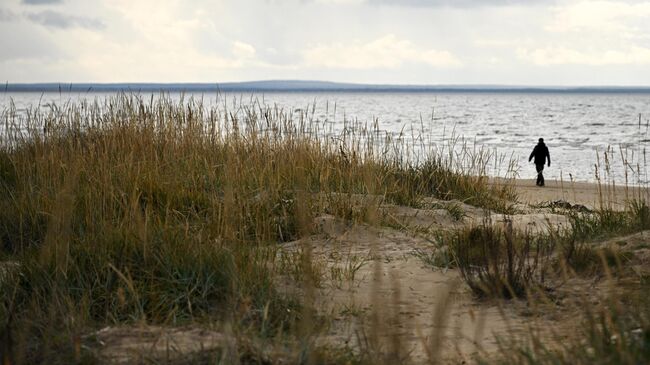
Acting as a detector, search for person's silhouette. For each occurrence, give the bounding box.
[529,138,550,186]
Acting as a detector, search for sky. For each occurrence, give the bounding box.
[1,0,650,85]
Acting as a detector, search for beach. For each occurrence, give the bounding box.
[2,94,648,364]
[505,178,649,210]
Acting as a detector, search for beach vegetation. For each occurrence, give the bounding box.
[0,93,516,363]
[0,93,647,364]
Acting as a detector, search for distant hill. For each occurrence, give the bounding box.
[3,80,650,93]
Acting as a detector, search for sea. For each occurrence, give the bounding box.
[2,90,650,184]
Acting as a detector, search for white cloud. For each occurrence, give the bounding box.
[368,0,551,7]
[232,41,256,59]
[302,34,461,69]
[517,45,650,66]
[546,1,650,35]
[312,0,365,4]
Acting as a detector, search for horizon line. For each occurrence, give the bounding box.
[4,80,650,93]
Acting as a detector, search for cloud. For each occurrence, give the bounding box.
[546,1,650,34]
[302,34,461,69]
[25,10,104,29]
[3,0,650,84]
[231,41,256,59]
[367,0,549,7]
[303,0,551,7]
[311,0,365,3]
[0,8,18,22]
[517,45,650,66]
[22,0,64,4]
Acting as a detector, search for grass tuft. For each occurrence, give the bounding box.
[449,220,554,298]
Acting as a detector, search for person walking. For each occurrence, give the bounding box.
[529,138,550,186]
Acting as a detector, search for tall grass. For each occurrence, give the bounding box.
[0,93,514,363]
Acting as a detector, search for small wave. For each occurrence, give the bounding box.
[475,138,495,143]
[568,138,590,145]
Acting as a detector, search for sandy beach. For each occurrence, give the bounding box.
[494,177,649,210]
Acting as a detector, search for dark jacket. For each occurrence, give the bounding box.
[529,142,550,166]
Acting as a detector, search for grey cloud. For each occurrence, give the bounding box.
[22,0,64,5]
[368,0,551,7]
[26,10,104,29]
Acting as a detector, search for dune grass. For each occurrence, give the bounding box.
[1,93,647,364]
[0,93,517,363]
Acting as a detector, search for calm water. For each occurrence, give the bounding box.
[2,91,650,184]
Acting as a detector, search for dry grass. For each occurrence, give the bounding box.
[0,93,516,364]
[449,221,555,299]
[1,93,648,364]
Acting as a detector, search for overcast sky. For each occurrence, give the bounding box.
[1,0,650,85]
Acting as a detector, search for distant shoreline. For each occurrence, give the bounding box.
[4,81,650,94]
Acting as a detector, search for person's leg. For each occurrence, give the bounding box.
[536,164,545,186]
